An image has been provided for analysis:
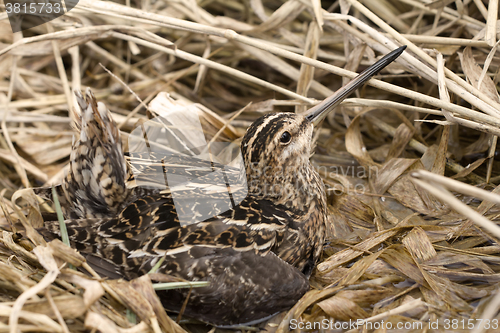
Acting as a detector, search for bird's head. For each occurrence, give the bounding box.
[239,46,406,206]
[241,112,313,179]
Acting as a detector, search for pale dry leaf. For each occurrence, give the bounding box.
[131,275,187,333]
[345,115,377,167]
[317,229,398,273]
[372,158,418,195]
[402,227,437,263]
[296,21,321,114]
[317,296,369,320]
[461,46,500,103]
[62,273,105,308]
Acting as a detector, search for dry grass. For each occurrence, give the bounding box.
[1,0,500,332]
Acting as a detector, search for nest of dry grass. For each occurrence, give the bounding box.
[2,0,500,332]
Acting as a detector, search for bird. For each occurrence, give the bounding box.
[35,46,406,327]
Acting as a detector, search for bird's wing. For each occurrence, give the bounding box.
[40,193,309,326]
[41,193,298,274]
[155,247,309,326]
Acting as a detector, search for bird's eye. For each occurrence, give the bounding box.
[280,131,292,144]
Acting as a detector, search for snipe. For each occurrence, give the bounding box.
[35,46,405,326]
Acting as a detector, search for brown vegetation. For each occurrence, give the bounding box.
[1,0,500,332]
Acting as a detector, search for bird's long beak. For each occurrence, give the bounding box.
[306,45,406,125]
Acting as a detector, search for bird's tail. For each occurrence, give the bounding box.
[35,89,130,219]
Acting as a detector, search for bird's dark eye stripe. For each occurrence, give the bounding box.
[242,114,289,163]
[280,131,291,144]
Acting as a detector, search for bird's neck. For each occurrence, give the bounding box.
[245,160,327,214]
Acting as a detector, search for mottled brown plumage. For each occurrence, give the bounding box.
[40,97,326,325]
[36,47,405,326]
[35,90,132,219]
